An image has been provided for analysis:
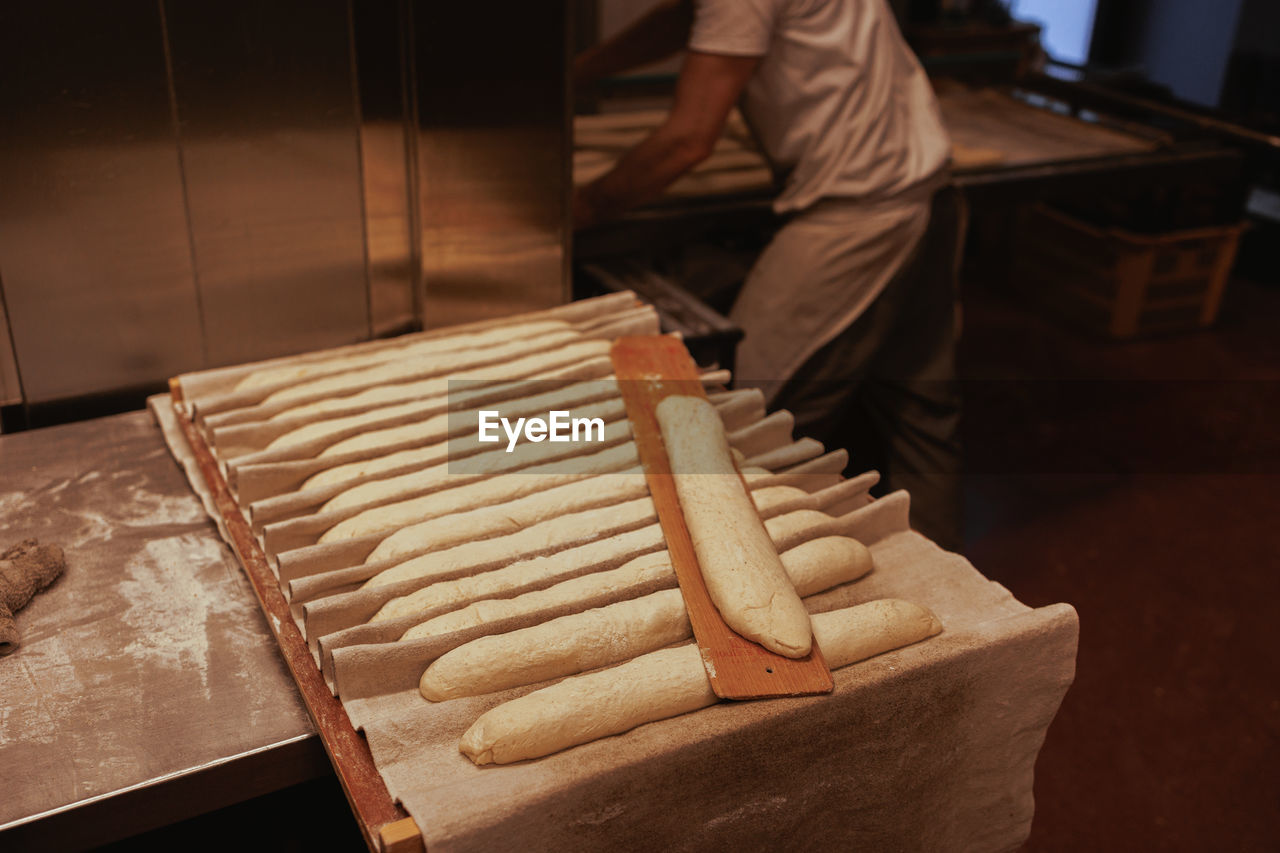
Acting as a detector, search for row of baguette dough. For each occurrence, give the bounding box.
[211,303,942,769]
[461,599,942,765]
[235,318,573,393]
[406,397,942,764]
[364,403,942,765]
[419,535,873,700]
[367,480,827,623]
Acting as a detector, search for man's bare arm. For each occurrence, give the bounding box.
[574,0,694,87]
[575,50,760,227]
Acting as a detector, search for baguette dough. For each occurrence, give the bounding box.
[320,394,627,459]
[367,485,807,591]
[302,378,622,489]
[265,343,616,451]
[371,501,828,624]
[353,468,648,560]
[319,444,642,543]
[419,535,872,699]
[400,551,675,640]
[269,335,615,423]
[459,599,942,765]
[656,395,812,658]
[322,416,633,516]
[304,442,452,491]
[374,524,670,623]
[424,589,692,701]
[267,398,439,451]
[262,329,588,405]
[234,319,571,391]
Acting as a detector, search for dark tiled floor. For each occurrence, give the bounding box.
[958,276,1280,850]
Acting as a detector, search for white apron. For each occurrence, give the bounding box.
[728,177,940,400]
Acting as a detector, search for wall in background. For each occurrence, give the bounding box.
[1133,0,1244,107]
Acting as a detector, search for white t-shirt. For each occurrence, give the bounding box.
[689,0,951,213]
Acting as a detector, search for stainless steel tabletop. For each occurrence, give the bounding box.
[0,410,326,849]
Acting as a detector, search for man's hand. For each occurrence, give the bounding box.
[577,50,760,227]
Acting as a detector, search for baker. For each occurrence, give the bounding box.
[573,0,963,549]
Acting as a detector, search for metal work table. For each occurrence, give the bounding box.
[0,411,326,850]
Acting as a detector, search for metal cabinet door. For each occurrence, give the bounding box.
[0,1,204,403]
[164,0,372,367]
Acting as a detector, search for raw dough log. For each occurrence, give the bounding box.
[300,373,621,490]
[262,328,586,405]
[320,443,643,543]
[656,395,811,658]
[234,319,572,391]
[324,416,632,517]
[264,340,612,450]
[425,590,693,701]
[401,551,674,641]
[355,456,751,559]
[277,361,622,425]
[359,468,647,560]
[267,398,435,452]
[364,484,810,590]
[319,388,625,460]
[371,501,830,624]
[459,599,942,765]
[420,536,872,700]
[306,441,457,492]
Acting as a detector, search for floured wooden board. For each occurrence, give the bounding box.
[611,335,833,699]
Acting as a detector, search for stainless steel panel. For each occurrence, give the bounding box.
[163,0,371,366]
[354,0,418,336]
[412,2,571,326]
[0,2,204,403]
[0,279,22,409]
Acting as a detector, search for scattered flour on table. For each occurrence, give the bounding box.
[117,534,239,696]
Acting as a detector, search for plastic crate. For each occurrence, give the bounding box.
[1012,203,1245,338]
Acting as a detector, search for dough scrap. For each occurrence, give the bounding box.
[656,395,811,658]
